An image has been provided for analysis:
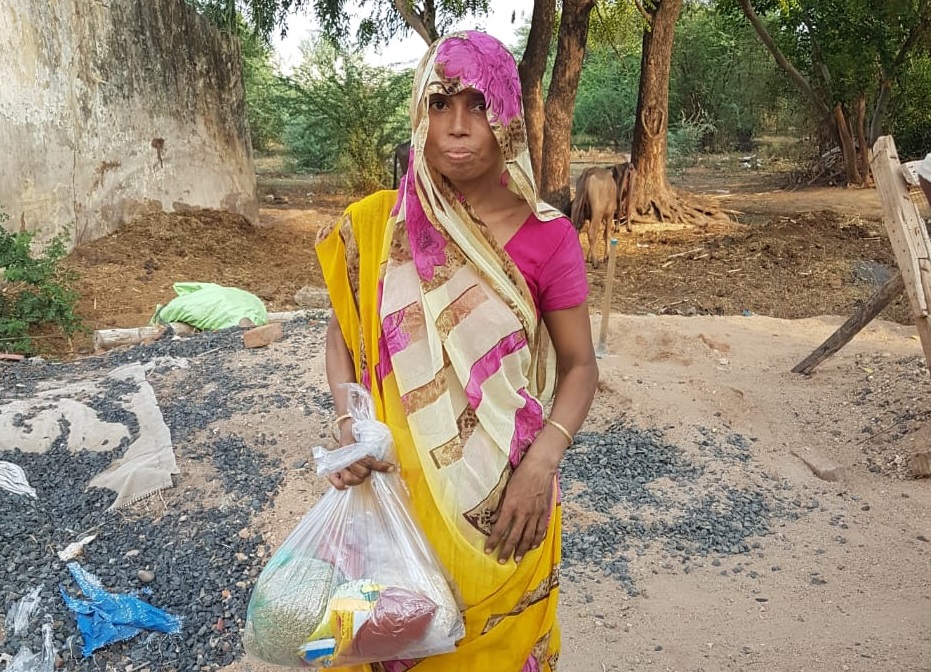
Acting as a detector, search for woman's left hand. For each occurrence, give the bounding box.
[485,451,557,564]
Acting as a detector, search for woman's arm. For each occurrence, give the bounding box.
[324,314,394,489]
[485,302,598,563]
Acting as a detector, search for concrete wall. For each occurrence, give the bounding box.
[0,0,257,249]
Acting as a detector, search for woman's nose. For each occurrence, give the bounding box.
[449,102,469,135]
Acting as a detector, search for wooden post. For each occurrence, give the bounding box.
[871,135,931,374]
[596,237,618,359]
[93,323,196,351]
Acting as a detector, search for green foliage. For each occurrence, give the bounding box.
[241,30,290,150]
[720,0,931,150]
[572,48,640,148]
[572,3,806,157]
[667,111,718,165]
[0,212,84,355]
[670,4,802,151]
[888,51,931,158]
[571,1,643,149]
[283,38,412,192]
[187,0,489,45]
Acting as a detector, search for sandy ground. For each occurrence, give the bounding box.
[558,313,930,672]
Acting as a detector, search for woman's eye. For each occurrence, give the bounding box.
[429,98,448,110]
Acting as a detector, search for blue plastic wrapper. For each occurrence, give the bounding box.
[59,562,182,656]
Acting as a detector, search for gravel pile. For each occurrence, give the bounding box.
[1,314,330,671]
[561,419,805,594]
[847,352,931,479]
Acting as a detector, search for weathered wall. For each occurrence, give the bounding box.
[0,0,257,248]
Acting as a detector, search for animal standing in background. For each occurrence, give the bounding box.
[570,166,617,268]
[392,140,411,189]
[612,161,637,233]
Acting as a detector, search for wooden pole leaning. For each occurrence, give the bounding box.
[596,237,618,359]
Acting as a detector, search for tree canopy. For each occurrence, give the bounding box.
[188,0,490,45]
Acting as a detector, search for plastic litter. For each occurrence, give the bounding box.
[243,384,463,669]
[151,282,267,331]
[4,621,55,672]
[4,585,43,637]
[59,562,182,656]
[0,461,37,498]
[57,534,98,562]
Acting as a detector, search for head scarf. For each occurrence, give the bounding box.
[387,30,562,389]
[376,29,562,543]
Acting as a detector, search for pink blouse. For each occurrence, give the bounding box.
[504,213,589,313]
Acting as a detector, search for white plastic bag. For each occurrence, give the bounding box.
[4,585,43,636]
[0,462,37,498]
[243,384,464,668]
[4,621,55,672]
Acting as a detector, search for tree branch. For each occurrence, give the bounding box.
[737,0,830,120]
[890,0,931,72]
[392,0,436,44]
[632,0,652,25]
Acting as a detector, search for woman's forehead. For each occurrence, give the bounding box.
[430,88,485,100]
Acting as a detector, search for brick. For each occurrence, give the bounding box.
[242,322,283,349]
[791,448,845,482]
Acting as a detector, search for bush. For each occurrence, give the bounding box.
[283,39,412,192]
[0,212,85,355]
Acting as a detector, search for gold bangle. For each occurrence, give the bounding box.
[332,413,352,440]
[545,418,573,448]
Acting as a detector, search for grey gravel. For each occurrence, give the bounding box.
[561,420,806,594]
[1,314,330,671]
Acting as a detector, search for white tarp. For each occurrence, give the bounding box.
[0,362,178,509]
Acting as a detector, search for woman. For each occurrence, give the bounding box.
[316,30,598,672]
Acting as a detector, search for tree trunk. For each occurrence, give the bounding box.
[518,0,556,186]
[540,0,595,213]
[855,94,871,184]
[629,0,682,217]
[833,103,862,186]
[869,78,891,146]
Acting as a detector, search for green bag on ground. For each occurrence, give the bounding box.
[151,282,268,331]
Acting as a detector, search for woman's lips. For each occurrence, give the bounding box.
[444,148,473,160]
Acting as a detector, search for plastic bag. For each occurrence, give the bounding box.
[244,384,464,668]
[151,282,267,330]
[59,562,182,656]
[4,585,43,637]
[0,461,37,498]
[4,621,55,672]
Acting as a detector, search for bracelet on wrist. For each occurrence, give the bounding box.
[332,413,352,440]
[545,417,574,448]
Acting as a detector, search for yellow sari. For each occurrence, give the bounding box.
[315,31,566,672]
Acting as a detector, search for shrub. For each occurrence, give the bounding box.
[0,212,85,355]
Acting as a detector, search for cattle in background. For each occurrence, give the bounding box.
[570,167,618,268]
[393,140,411,189]
[611,161,637,233]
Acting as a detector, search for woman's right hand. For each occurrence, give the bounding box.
[327,420,394,489]
[327,456,395,489]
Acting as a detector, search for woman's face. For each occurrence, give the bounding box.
[423,88,503,191]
